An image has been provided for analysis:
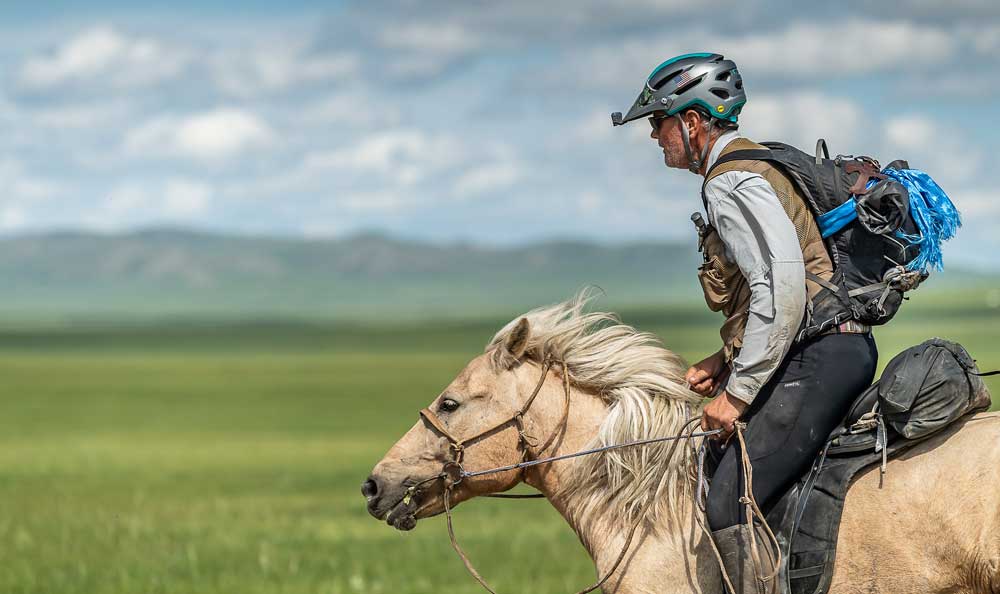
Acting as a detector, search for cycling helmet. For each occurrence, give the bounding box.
[611,53,747,172]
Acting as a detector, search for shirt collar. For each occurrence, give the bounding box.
[703,129,742,176]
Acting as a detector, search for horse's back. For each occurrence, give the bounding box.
[831,411,1000,594]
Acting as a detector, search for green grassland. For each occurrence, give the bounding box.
[0,296,997,593]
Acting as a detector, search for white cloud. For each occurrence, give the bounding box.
[0,159,61,202]
[577,191,603,215]
[304,129,462,179]
[102,183,146,216]
[300,219,349,238]
[952,189,999,217]
[124,108,274,161]
[964,23,1000,54]
[211,42,359,96]
[741,91,866,152]
[164,179,212,217]
[297,91,398,126]
[30,101,132,129]
[567,107,654,149]
[90,178,213,230]
[453,162,522,197]
[885,115,936,151]
[726,20,956,77]
[340,190,410,212]
[0,207,27,231]
[580,19,960,90]
[883,114,983,184]
[19,26,188,89]
[379,23,482,55]
[377,22,486,77]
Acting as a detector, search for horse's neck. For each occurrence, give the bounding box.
[521,379,721,594]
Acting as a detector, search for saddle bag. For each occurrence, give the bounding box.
[875,337,992,439]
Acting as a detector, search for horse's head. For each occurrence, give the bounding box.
[363,317,549,531]
[363,291,699,533]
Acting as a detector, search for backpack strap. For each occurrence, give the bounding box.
[806,272,841,294]
[700,148,776,211]
[711,149,775,170]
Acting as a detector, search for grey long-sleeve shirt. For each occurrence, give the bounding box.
[702,131,807,404]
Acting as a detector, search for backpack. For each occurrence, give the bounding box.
[708,139,960,339]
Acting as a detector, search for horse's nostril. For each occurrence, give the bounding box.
[362,477,379,499]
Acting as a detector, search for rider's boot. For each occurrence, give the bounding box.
[712,522,778,594]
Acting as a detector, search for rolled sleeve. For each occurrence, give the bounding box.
[705,174,807,404]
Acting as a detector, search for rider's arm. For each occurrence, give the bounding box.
[704,173,806,404]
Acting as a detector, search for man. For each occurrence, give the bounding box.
[612,53,878,593]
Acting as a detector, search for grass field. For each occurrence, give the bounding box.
[0,298,997,593]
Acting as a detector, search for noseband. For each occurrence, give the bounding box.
[417,355,571,492]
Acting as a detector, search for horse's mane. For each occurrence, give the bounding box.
[486,289,702,529]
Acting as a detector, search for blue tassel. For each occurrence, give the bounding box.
[882,168,961,273]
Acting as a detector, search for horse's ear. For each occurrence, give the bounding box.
[504,317,531,363]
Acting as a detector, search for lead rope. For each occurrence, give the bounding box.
[735,422,782,592]
[692,422,782,594]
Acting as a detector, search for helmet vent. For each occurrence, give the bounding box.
[715,71,732,82]
[711,88,730,100]
[674,75,705,96]
[735,80,744,90]
[652,70,684,90]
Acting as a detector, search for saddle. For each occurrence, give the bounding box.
[729,338,993,594]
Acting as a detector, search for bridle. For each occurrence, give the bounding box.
[416,355,572,494]
[404,355,723,594]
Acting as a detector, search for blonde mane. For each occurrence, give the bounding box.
[486,289,702,529]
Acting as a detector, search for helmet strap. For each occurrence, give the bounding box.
[698,119,716,174]
[676,113,716,174]
[676,114,698,173]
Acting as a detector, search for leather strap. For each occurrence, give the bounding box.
[806,272,841,294]
[420,408,462,445]
[819,320,871,336]
[847,282,886,297]
[420,358,556,454]
[843,161,885,195]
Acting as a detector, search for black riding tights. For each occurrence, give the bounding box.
[705,333,878,531]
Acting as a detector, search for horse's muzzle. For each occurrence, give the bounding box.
[362,473,421,531]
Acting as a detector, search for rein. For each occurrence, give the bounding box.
[408,356,723,594]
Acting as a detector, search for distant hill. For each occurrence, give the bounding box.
[0,228,995,322]
[0,228,702,320]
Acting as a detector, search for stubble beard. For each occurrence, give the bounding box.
[663,144,687,170]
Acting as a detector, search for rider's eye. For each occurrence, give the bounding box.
[438,398,460,413]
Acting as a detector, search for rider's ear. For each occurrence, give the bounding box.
[503,317,531,365]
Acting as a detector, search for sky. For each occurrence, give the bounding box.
[0,0,998,268]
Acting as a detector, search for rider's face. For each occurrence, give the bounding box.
[649,114,690,170]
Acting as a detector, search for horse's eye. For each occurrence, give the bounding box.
[438,398,460,413]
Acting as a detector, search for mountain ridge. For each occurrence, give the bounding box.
[0,228,994,321]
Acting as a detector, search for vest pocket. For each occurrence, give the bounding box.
[698,256,730,312]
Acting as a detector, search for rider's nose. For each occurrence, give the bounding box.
[362,475,380,500]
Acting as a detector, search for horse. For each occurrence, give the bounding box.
[363,293,1000,593]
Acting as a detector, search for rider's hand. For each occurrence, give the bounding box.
[685,349,727,396]
[700,390,748,438]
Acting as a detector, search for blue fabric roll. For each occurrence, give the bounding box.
[882,168,961,273]
[816,198,858,238]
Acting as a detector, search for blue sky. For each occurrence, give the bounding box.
[0,1,998,268]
